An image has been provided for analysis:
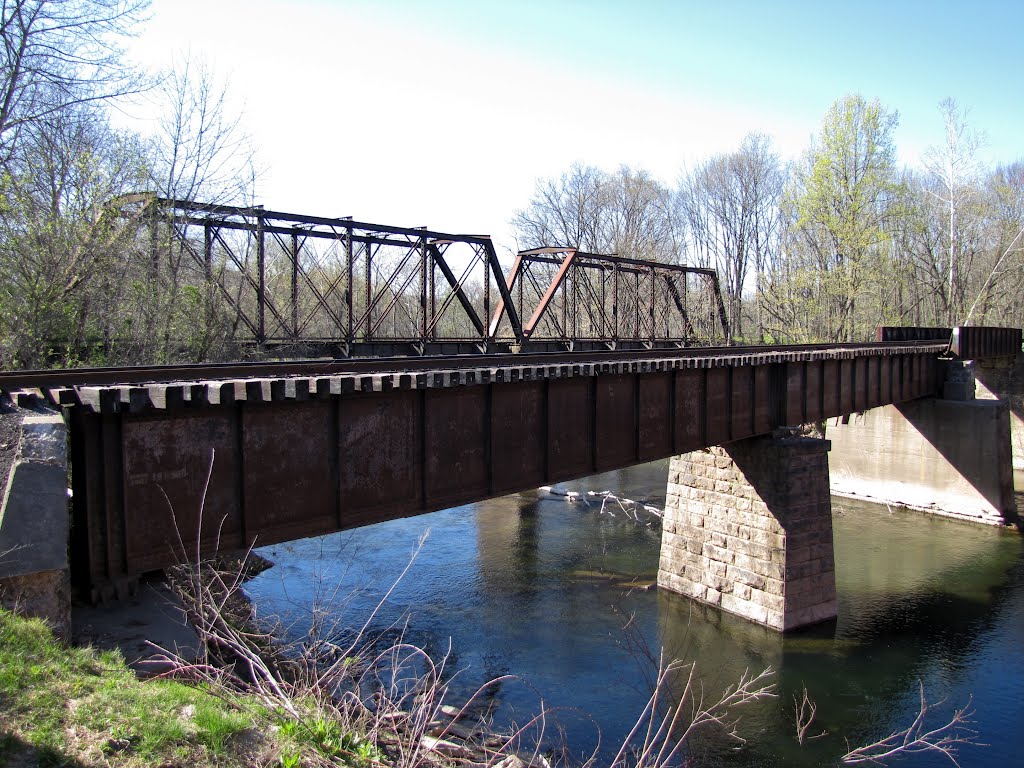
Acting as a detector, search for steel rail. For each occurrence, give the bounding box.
[0,341,951,390]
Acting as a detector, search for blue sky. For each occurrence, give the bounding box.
[126,0,1024,255]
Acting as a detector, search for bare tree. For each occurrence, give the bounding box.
[512,162,680,262]
[0,0,150,164]
[512,162,606,252]
[134,54,260,362]
[149,53,258,204]
[842,683,979,766]
[0,102,148,367]
[679,133,783,340]
[920,98,987,324]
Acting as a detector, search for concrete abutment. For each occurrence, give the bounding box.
[658,431,837,632]
[828,398,1016,526]
[0,410,71,639]
[829,356,1018,528]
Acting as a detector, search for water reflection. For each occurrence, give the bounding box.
[245,463,1023,767]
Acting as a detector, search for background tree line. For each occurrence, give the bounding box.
[1,3,1022,369]
[514,96,1024,344]
[0,0,257,369]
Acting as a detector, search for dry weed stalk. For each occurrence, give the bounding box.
[841,682,979,766]
[793,686,826,745]
[147,455,554,766]
[609,650,775,768]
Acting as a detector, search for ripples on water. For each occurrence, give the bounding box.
[246,462,1024,767]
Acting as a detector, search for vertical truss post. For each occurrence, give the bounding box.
[419,234,428,344]
[684,274,692,337]
[634,270,640,340]
[148,205,159,282]
[365,244,373,341]
[613,266,620,342]
[203,223,213,280]
[203,223,214,342]
[428,239,436,341]
[482,246,491,343]
[712,274,730,344]
[561,263,569,340]
[345,224,354,344]
[600,267,607,338]
[649,263,656,343]
[571,264,579,339]
[256,212,266,345]
[290,227,300,339]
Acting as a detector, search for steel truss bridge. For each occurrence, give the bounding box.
[118,195,730,355]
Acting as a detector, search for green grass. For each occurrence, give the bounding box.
[0,608,278,766]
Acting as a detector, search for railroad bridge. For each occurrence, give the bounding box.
[0,199,1021,633]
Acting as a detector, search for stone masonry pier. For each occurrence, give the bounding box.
[659,431,837,632]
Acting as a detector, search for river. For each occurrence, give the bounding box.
[245,462,1023,767]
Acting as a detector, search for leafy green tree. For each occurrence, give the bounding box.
[787,94,902,341]
[0,103,148,367]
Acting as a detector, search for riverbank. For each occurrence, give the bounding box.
[4,576,544,768]
[0,607,280,767]
[4,553,583,768]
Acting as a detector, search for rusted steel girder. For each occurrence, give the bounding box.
[876,326,953,343]
[52,342,950,600]
[950,326,1023,360]
[876,326,1022,360]
[488,247,730,349]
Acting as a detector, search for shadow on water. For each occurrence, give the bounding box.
[246,462,1024,768]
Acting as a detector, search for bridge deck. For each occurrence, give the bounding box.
[3,341,948,413]
[9,341,955,600]
[6,332,1024,600]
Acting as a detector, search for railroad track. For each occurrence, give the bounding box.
[0,340,952,414]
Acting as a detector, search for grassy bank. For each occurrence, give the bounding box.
[0,553,782,768]
[0,608,292,767]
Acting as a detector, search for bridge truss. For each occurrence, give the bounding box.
[122,196,730,355]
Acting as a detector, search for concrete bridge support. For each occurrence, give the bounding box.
[828,399,1016,526]
[975,351,1024,471]
[0,410,71,638]
[829,361,1018,527]
[658,430,837,631]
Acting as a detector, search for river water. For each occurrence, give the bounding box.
[246,462,1024,767]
